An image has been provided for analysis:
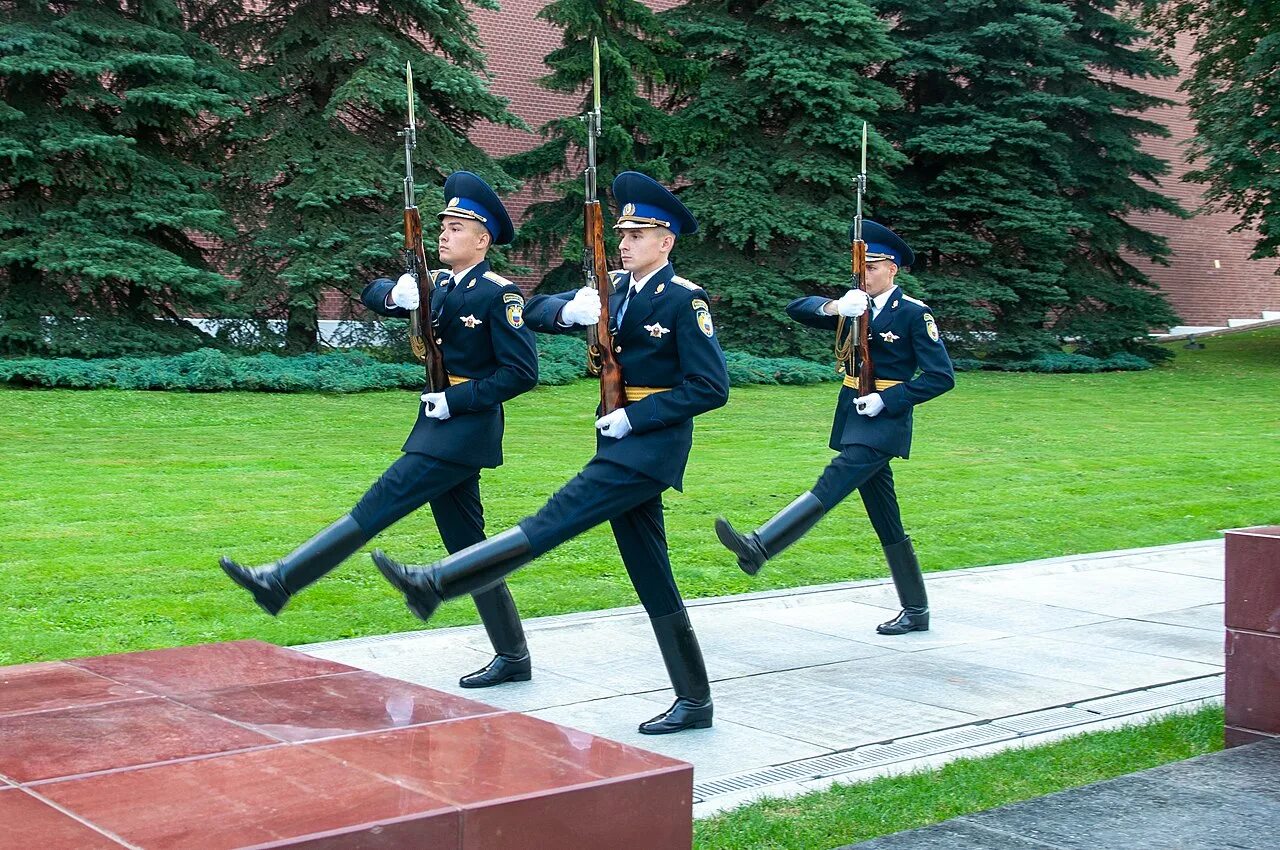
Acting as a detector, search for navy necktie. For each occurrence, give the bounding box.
[613,285,636,332]
[431,276,454,325]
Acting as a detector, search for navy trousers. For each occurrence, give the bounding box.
[811,445,907,547]
[519,458,684,618]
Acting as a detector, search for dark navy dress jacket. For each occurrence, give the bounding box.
[523,262,730,490]
[361,259,538,469]
[787,285,954,458]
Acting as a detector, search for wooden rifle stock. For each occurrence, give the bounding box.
[585,201,627,414]
[404,206,448,392]
[852,238,874,396]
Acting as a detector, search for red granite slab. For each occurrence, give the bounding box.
[34,745,460,850]
[6,640,694,848]
[1225,628,1280,736]
[175,670,502,742]
[311,713,693,849]
[0,662,149,718]
[68,640,355,697]
[1225,526,1280,634]
[0,788,126,849]
[1225,725,1279,747]
[0,697,276,783]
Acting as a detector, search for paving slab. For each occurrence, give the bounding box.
[299,538,1227,814]
[843,738,1280,850]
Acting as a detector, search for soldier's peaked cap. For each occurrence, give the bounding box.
[612,172,698,236]
[850,220,915,268]
[439,171,515,245]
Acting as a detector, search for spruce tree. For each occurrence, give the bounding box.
[875,0,1183,359]
[1144,0,1280,269]
[190,0,523,351]
[1049,0,1183,358]
[0,0,246,357]
[662,0,904,359]
[502,0,702,293]
[873,0,1089,358]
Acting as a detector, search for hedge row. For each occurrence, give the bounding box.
[0,343,845,392]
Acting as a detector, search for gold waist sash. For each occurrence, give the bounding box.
[448,375,471,386]
[842,376,903,392]
[624,386,670,402]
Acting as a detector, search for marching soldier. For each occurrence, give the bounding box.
[715,221,954,635]
[219,172,540,688]
[373,172,730,734]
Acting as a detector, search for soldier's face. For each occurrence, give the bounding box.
[864,260,898,296]
[438,217,490,268]
[619,227,674,276]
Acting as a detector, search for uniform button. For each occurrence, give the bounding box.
[614,345,622,353]
[435,338,443,345]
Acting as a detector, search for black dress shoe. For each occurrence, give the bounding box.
[639,697,714,735]
[219,558,289,616]
[459,653,532,688]
[876,607,930,635]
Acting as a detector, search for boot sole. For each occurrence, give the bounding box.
[219,558,286,616]
[459,671,532,689]
[638,718,713,735]
[714,518,762,576]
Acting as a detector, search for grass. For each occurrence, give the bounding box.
[1,327,1276,664]
[693,705,1225,849]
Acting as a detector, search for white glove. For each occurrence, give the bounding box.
[854,393,884,417]
[594,408,632,439]
[391,273,420,310]
[560,286,602,326]
[834,289,869,318]
[420,391,451,421]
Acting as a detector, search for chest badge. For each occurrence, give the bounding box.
[880,330,900,343]
[644,322,671,338]
[460,314,483,328]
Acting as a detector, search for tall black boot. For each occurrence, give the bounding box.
[219,515,368,616]
[639,609,713,735]
[715,492,825,576]
[459,582,531,688]
[372,526,532,622]
[876,536,930,635]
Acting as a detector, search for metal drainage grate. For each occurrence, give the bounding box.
[694,725,1009,801]
[989,706,1099,734]
[1080,675,1223,718]
[694,676,1228,802]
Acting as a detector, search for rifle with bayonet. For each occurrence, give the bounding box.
[837,121,874,396]
[400,61,448,392]
[582,37,627,414]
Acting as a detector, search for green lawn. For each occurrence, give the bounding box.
[693,705,1224,849]
[1,328,1276,665]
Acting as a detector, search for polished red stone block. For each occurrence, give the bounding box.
[68,640,355,696]
[0,661,148,718]
[1225,725,1279,748]
[0,788,126,850]
[174,670,502,742]
[1225,628,1280,737]
[35,745,460,850]
[0,697,276,783]
[3,641,695,848]
[1225,526,1280,634]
